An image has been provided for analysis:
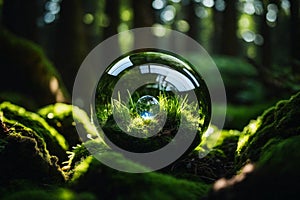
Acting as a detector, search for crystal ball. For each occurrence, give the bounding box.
[136,95,160,120]
[95,49,211,153]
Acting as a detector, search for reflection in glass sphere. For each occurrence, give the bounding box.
[136,95,160,120]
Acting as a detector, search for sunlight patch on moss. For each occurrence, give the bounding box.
[196,125,240,156]
[71,156,94,182]
[73,106,106,145]
[236,118,262,155]
[0,102,68,151]
[56,188,76,200]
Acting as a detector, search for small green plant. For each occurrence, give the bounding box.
[96,90,207,153]
[101,91,203,137]
[157,92,202,131]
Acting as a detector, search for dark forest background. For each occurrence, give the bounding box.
[0,0,299,129]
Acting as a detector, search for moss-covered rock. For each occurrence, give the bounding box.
[0,116,65,184]
[0,102,68,162]
[70,153,210,200]
[38,103,81,148]
[167,127,239,183]
[205,128,240,161]
[235,91,300,168]
[63,139,108,174]
[208,135,300,199]
[0,29,69,109]
[37,103,108,167]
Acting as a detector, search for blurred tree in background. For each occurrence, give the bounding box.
[0,0,299,128]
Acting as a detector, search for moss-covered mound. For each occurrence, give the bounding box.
[205,91,300,199]
[102,115,201,154]
[0,180,96,200]
[70,153,210,200]
[0,102,68,162]
[1,90,300,199]
[167,127,240,183]
[38,103,81,148]
[235,91,300,168]
[0,30,69,109]
[37,103,106,153]
[0,116,65,185]
[208,135,300,199]
[0,97,213,199]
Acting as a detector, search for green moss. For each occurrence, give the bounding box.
[0,102,68,162]
[38,103,106,148]
[64,139,109,173]
[0,116,65,184]
[196,126,240,155]
[70,154,210,199]
[1,186,96,200]
[208,135,300,200]
[212,130,240,162]
[235,91,300,168]
[0,29,69,108]
[38,103,81,147]
[99,92,204,154]
[257,135,300,170]
[167,127,239,183]
[71,156,94,181]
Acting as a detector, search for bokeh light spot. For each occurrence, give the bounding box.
[203,0,214,8]
[195,6,208,18]
[121,10,132,21]
[176,20,190,32]
[44,12,55,24]
[161,5,176,23]
[242,31,255,42]
[152,0,165,10]
[244,2,255,15]
[215,0,226,11]
[83,13,94,25]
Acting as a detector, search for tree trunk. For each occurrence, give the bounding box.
[132,0,155,28]
[2,0,39,42]
[220,0,238,56]
[53,0,88,92]
[186,1,199,42]
[103,0,120,40]
[260,0,279,69]
[212,7,223,54]
[260,13,272,68]
[290,0,300,71]
[82,0,103,51]
[132,0,155,48]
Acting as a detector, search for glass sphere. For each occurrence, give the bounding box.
[136,95,160,120]
[95,49,211,153]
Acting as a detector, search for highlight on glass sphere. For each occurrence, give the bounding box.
[95,49,211,153]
